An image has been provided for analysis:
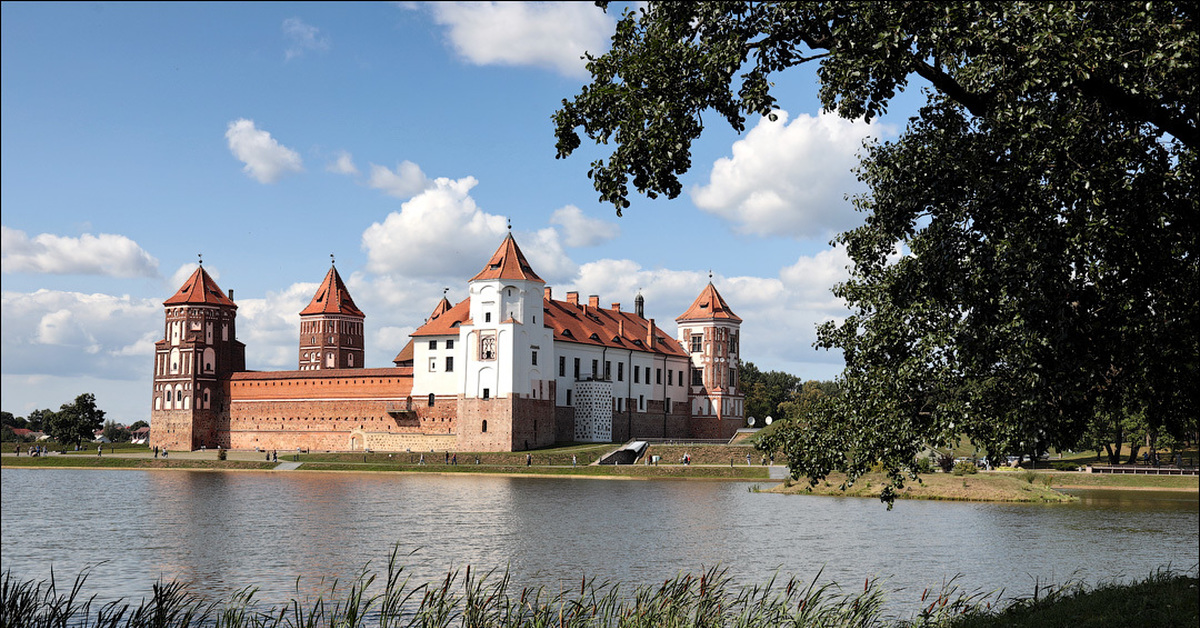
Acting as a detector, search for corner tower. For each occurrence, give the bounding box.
[676,282,744,440]
[150,266,245,450]
[299,264,365,370]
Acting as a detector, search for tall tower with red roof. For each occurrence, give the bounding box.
[676,282,745,439]
[299,264,365,370]
[150,265,246,450]
[452,233,556,450]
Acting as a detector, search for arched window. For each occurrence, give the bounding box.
[482,420,488,433]
[428,393,436,407]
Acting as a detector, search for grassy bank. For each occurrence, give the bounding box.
[0,455,276,471]
[3,558,1194,628]
[769,471,1078,503]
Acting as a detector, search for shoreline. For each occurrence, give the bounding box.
[4,454,1196,499]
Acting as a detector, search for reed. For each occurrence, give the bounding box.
[2,553,1193,628]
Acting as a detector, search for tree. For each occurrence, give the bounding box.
[25,409,53,432]
[102,420,131,443]
[739,362,801,422]
[129,420,150,431]
[44,394,106,447]
[555,3,1198,502]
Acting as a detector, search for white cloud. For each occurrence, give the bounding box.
[225,118,304,184]
[427,2,613,78]
[0,289,162,381]
[2,226,159,278]
[549,205,620,247]
[692,110,883,239]
[235,282,318,370]
[519,227,577,283]
[282,17,331,60]
[367,160,430,198]
[361,176,510,279]
[327,150,359,176]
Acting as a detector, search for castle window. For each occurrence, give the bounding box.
[668,370,673,385]
[645,367,651,383]
[639,395,645,411]
[429,340,437,350]
[573,358,580,380]
[485,312,492,323]
[634,366,640,384]
[679,370,684,386]
[656,369,662,384]
[617,363,624,382]
[482,420,488,433]
[531,350,538,366]
[604,361,611,380]
[690,334,702,353]
[482,388,490,400]
[566,390,572,406]
[446,340,454,349]
[428,394,436,407]
[591,360,598,379]
[729,368,737,389]
[445,356,454,372]
[429,358,437,372]
[692,368,703,386]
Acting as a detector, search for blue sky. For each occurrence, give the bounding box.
[2,2,922,423]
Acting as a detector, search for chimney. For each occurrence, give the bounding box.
[647,318,656,348]
[588,295,600,308]
[635,293,645,318]
[228,289,234,300]
[618,319,625,337]
[543,286,552,300]
[612,303,621,312]
[567,292,579,306]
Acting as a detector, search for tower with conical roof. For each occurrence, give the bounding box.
[299,264,365,370]
[455,232,556,450]
[150,265,246,450]
[676,281,745,439]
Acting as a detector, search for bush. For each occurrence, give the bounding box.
[952,461,979,476]
[1049,461,1080,471]
[217,448,227,461]
[913,456,934,474]
[937,453,955,473]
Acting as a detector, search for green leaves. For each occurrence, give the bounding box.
[557,2,1197,503]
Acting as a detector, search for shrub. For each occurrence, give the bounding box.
[952,461,979,476]
[1049,461,1080,471]
[217,448,227,461]
[1019,470,1038,484]
[937,453,955,473]
[913,456,934,474]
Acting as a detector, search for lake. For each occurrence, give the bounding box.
[1,468,1196,615]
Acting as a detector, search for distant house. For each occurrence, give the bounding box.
[131,426,151,444]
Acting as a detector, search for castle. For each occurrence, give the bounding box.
[150,234,745,452]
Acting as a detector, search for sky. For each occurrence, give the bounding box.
[1,2,924,424]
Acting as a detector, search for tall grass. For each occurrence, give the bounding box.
[3,552,1192,628]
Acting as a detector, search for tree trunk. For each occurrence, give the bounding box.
[1108,421,1124,465]
[1126,443,1142,465]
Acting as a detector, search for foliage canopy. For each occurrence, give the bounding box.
[555,2,1198,501]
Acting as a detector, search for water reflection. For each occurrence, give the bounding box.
[2,469,1195,615]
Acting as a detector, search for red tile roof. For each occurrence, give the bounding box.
[164,267,237,308]
[470,234,544,283]
[411,298,472,337]
[545,299,688,357]
[300,266,364,317]
[676,283,741,323]
[408,295,686,358]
